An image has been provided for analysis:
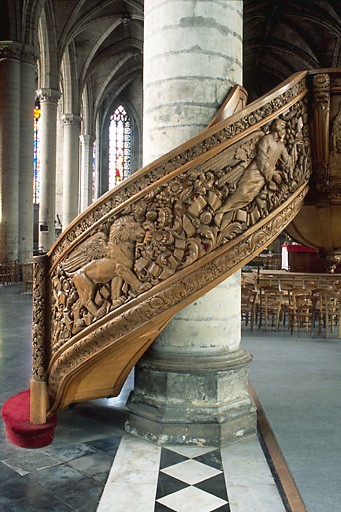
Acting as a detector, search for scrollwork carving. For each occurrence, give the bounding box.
[32,256,48,382]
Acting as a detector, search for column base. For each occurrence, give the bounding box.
[125,349,257,447]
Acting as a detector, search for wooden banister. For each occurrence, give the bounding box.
[31,69,341,422]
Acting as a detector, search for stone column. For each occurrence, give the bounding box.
[62,113,81,228]
[0,42,21,262]
[55,101,64,232]
[79,134,95,211]
[126,0,256,446]
[37,88,60,252]
[93,117,101,200]
[19,45,38,264]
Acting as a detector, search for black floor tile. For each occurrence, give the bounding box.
[154,502,175,512]
[193,449,223,470]
[66,450,113,477]
[159,447,189,470]
[48,476,104,510]
[156,471,188,499]
[45,442,98,462]
[86,434,121,456]
[32,463,88,491]
[195,472,229,502]
[0,460,21,482]
[0,478,73,512]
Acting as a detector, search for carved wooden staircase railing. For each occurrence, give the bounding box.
[29,69,334,426]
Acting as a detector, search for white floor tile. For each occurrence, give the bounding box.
[221,437,286,512]
[157,485,228,512]
[97,434,161,512]
[161,458,222,485]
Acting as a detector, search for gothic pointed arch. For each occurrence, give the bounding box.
[37,0,59,90]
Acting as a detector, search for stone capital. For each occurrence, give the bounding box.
[62,113,81,126]
[80,134,95,145]
[21,44,39,65]
[0,41,22,60]
[37,88,61,104]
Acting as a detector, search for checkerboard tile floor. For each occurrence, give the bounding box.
[155,446,230,511]
[98,433,287,512]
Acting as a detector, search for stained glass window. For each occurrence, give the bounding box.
[109,105,131,188]
[92,141,96,200]
[33,103,41,204]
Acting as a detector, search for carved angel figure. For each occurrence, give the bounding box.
[214,118,291,228]
[63,216,151,327]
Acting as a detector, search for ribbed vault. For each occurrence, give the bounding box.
[244,0,341,100]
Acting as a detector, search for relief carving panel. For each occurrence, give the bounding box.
[50,78,307,263]
[47,99,311,355]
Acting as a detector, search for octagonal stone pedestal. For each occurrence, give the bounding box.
[125,348,256,447]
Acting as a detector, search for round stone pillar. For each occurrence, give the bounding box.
[93,117,101,200]
[80,134,95,211]
[19,45,38,264]
[62,113,81,228]
[0,42,21,261]
[142,0,243,162]
[55,100,64,232]
[126,0,256,446]
[37,88,60,252]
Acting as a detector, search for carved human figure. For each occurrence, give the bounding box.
[71,216,151,323]
[331,101,341,156]
[215,119,291,227]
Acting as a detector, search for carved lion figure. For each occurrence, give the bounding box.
[69,216,151,322]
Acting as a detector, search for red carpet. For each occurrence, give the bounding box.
[1,389,58,448]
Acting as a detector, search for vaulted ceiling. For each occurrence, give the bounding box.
[1,0,340,107]
[243,0,340,101]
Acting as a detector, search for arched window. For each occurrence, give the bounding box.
[33,102,41,204]
[109,105,131,188]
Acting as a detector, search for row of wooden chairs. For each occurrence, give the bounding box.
[242,271,341,291]
[0,260,33,293]
[241,278,341,338]
[0,260,20,285]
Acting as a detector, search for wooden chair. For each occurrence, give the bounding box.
[22,263,33,293]
[316,290,341,338]
[0,260,19,285]
[257,285,283,331]
[241,285,257,331]
[288,290,316,336]
[0,262,6,285]
[277,283,303,329]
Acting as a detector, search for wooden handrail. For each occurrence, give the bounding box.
[31,69,341,423]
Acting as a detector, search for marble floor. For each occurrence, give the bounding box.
[0,284,340,512]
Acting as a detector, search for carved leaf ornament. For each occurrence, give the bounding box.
[32,71,316,414]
